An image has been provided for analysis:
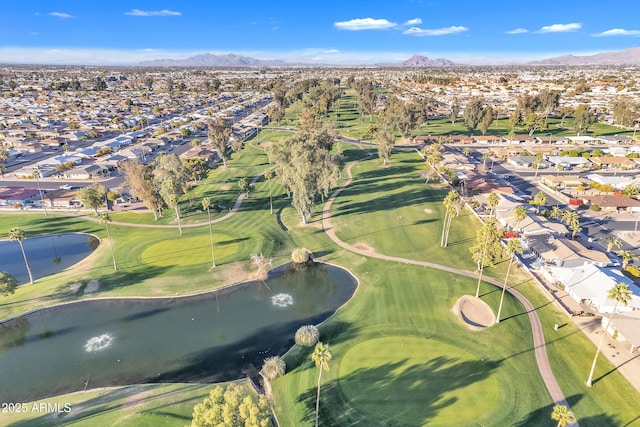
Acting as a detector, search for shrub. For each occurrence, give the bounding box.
[261,356,286,380]
[623,265,640,278]
[589,204,601,211]
[291,247,312,264]
[295,325,319,347]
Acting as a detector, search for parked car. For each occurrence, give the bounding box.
[59,184,72,190]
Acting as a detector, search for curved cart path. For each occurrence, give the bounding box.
[321,156,577,423]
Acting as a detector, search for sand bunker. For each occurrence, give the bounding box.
[353,243,373,252]
[453,295,495,330]
[424,208,433,214]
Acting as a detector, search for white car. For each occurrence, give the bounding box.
[59,184,73,190]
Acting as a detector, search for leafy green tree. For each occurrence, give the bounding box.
[470,220,502,297]
[201,197,216,268]
[610,96,638,127]
[207,117,231,167]
[538,88,561,125]
[9,228,33,284]
[261,356,286,380]
[496,238,523,323]
[573,104,595,136]
[375,130,395,165]
[586,283,632,387]
[463,98,484,133]
[98,212,117,271]
[449,101,460,124]
[524,113,545,136]
[517,92,540,116]
[122,159,163,220]
[551,405,575,427]
[153,154,188,236]
[182,157,209,181]
[311,342,333,427]
[238,177,253,196]
[479,107,496,136]
[191,383,271,427]
[557,106,574,128]
[0,272,19,296]
[77,184,106,215]
[508,109,522,132]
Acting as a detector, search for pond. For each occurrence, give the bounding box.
[0,233,98,284]
[0,263,358,403]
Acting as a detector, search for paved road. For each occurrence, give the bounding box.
[321,150,578,424]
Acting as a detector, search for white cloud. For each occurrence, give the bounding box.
[125,9,181,17]
[538,23,581,33]
[334,18,397,31]
[48,12,73,19]
[323,49,340,53]
[403,26,468,36]
[403,18,422,26]
[506,28,528,34]
[592,28,640,37]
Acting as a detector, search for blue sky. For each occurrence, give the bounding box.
[2,0,640,65]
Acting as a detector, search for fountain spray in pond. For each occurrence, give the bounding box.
[84,334,113,352]
[271,293,293,307]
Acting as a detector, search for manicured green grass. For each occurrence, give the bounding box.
[339,337,501,426]
[140,232,239,267]
[0,382,221,426]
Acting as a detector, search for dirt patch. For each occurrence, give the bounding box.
[220,184,231,191]
[424,208,433,214]
[353,243,373,252]
[453,295,495,331]
[83,280,100,294]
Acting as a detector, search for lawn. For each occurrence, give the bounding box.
[1,126,639,426]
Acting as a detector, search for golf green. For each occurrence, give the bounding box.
[141,233,240,266]
[338,336,501,426]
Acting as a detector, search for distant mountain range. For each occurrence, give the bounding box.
[138,48,640,68]
[528,47,640,65]
[138,53,459,68]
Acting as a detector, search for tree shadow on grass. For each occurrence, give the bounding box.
[296,356,501,426]
[593,353,640,385]
[514,394,585,426]
[81,265,171,293]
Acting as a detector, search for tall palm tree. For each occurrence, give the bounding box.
[264,170,274,215]
[615,250,638,269]
[9,228,33,284]
[31,170,48,216]
[482,153,490,172]
[604,235,622,253]
[441,190,462,247]
[533,153,544,179]
[311,342,333,427]
[487,192,500,218]
[561,210,581,238]
[496,238,522,323]
[586,283,632,387]
[549,206,563,221]
[474,220,499,298]
[513,205,527,231]
[201,197,216,268]
[551,404,575,427]
[98,212,117,271]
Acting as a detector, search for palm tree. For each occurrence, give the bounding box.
[561,210,581,238]
[9,228,33,284]
[615,250,638,269]
[482,153,490,172]
[551,404,575,427]
[474,220,499,298]
[496,238,522,323]
[201,197,216,268]
[604,235,623,253]
[513,205,527,231]
[586,283,632,387]
[487,192,500,218]
[533,153,544,179]
[549,206,563,221]
[98,212,117,271]
[311,342,333,427]
[264,170,274,214]
[31,170,48,216]
[532,191,547,214]
[441,190,462,247]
